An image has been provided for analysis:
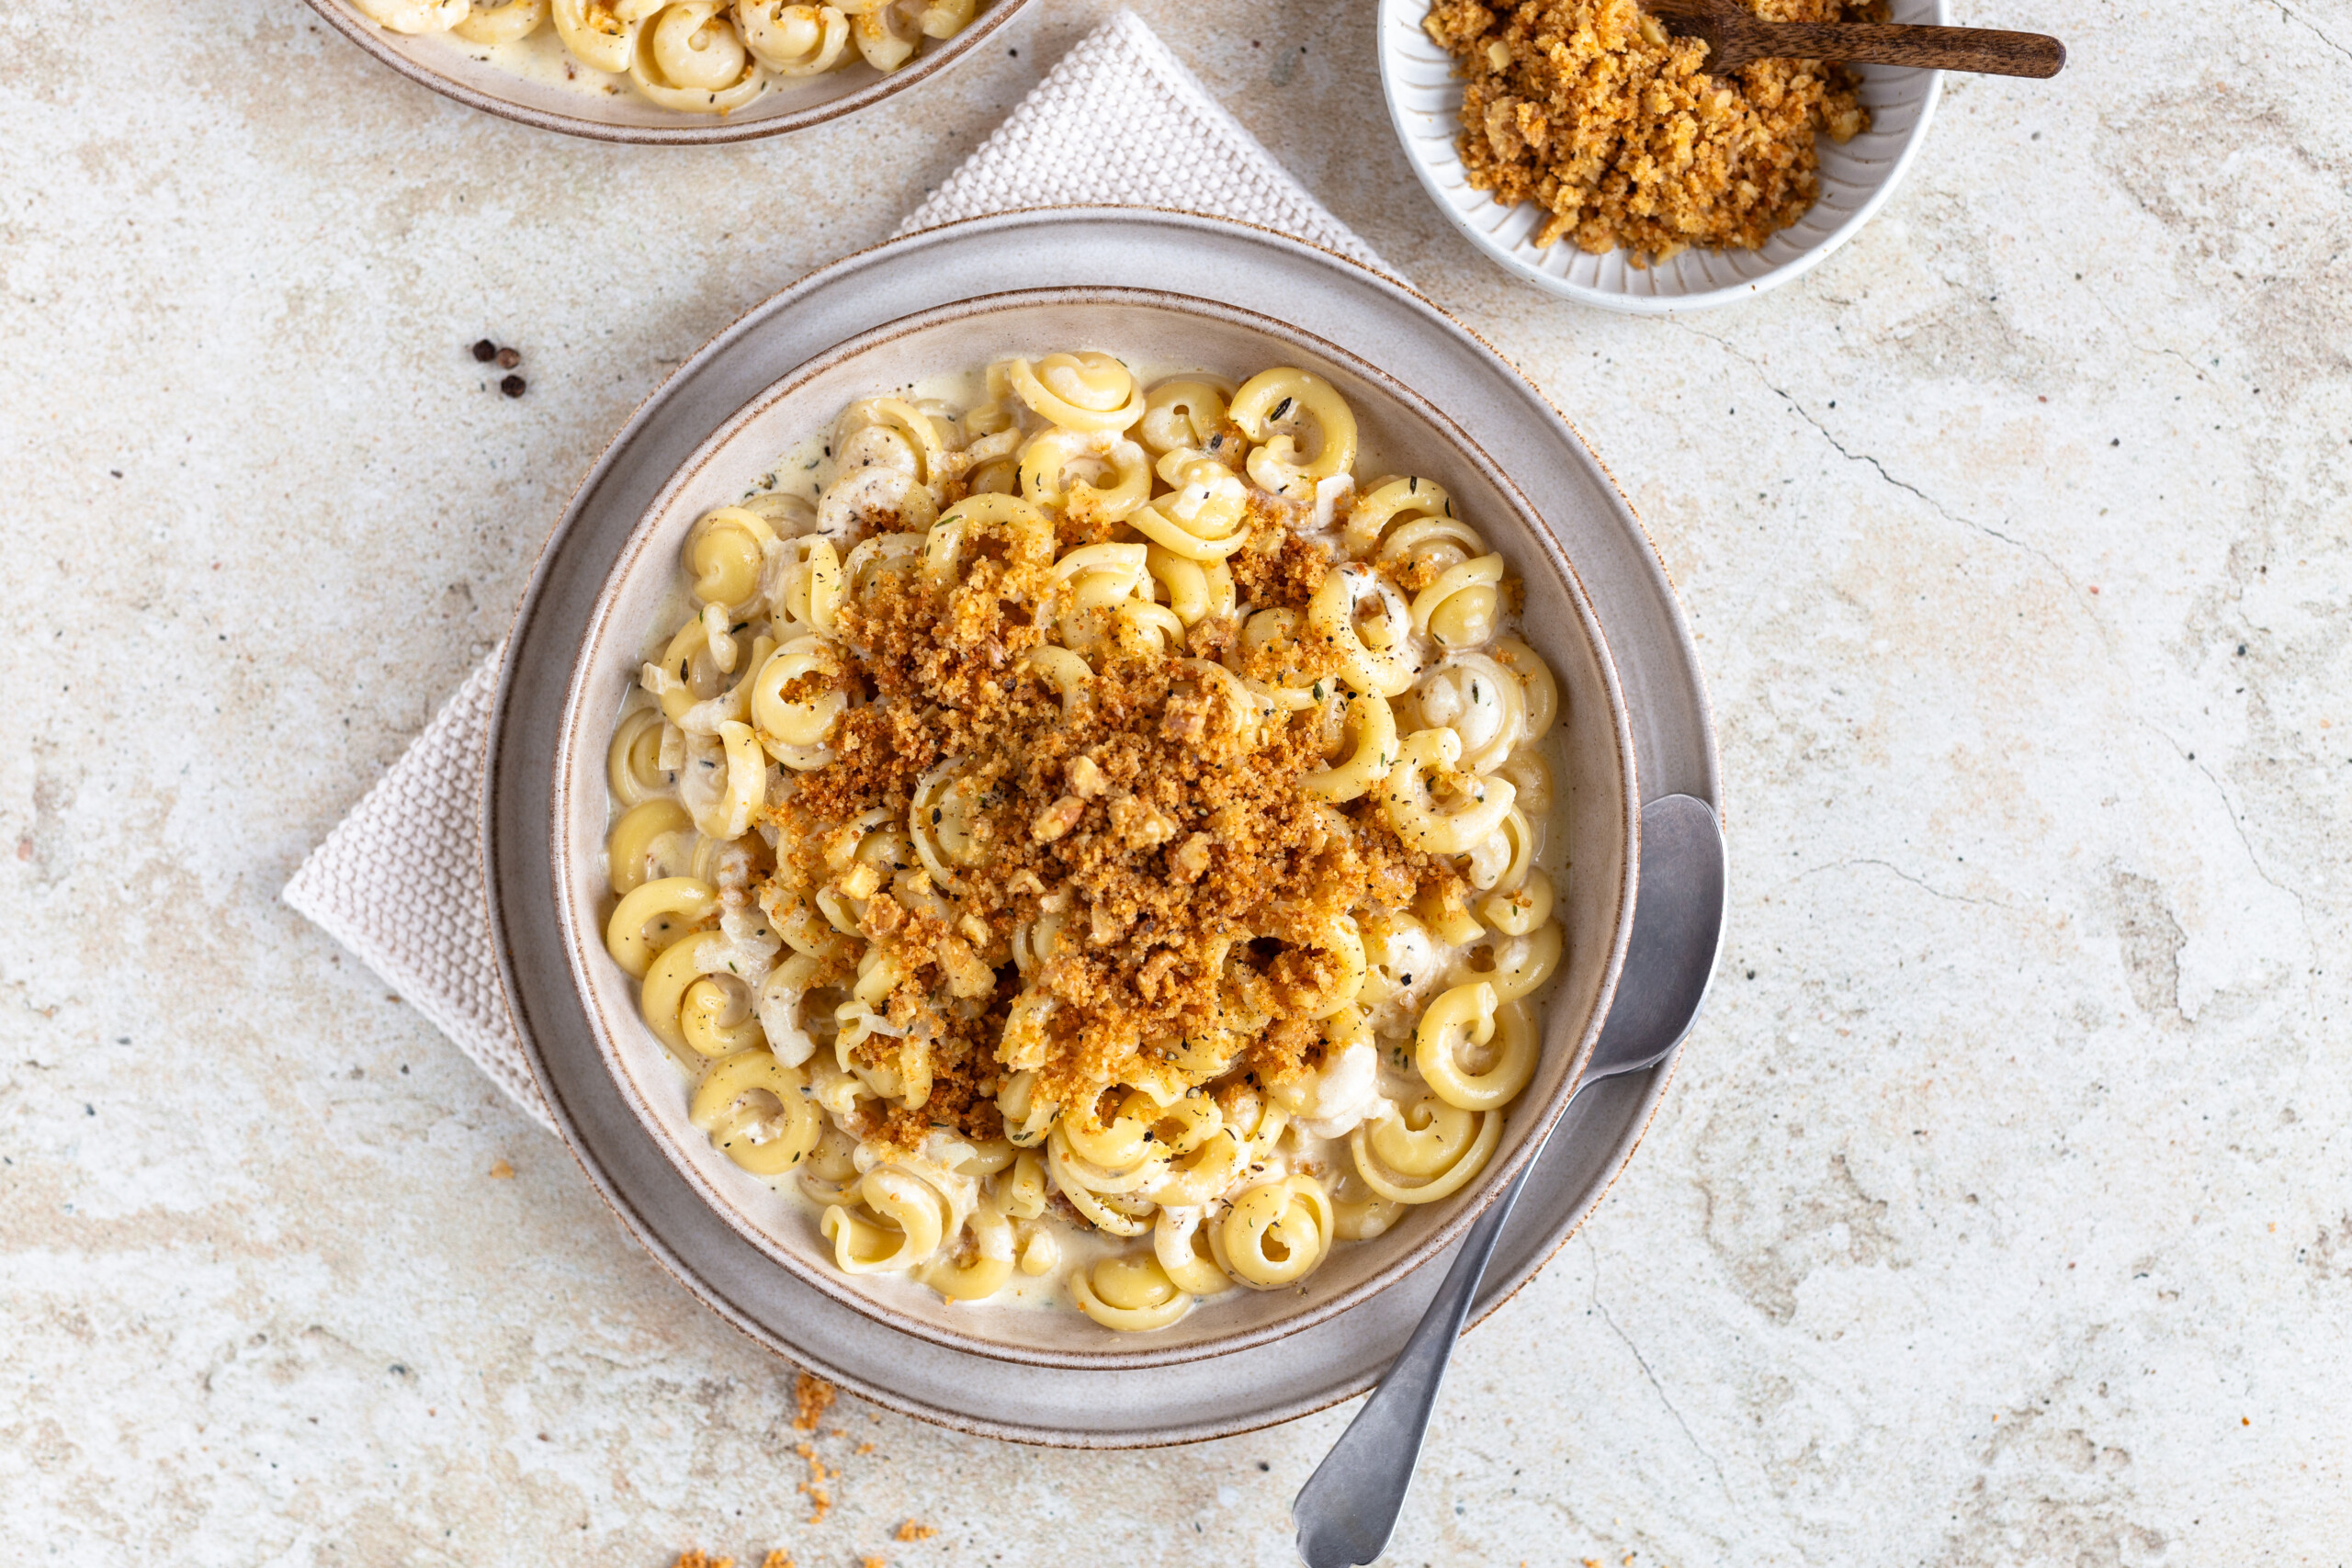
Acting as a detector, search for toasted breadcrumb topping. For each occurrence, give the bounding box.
[1424,0,1876,261]
[760,505,1450,1147]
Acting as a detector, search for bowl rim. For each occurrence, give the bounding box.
[1374,0,1947,313]
[550,282,1644,1371]
[300,0,1034,145]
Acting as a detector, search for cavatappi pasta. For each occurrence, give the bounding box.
[601,353,1569,1331]
[345,0,981,113]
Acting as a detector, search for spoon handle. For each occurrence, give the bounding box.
[1742,21,2064,76]
[1291,1163,1534,1568]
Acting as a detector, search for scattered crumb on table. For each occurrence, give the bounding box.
[795,1441,833,1524]
[792,1372,836,1433]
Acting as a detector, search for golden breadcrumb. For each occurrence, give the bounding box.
[793,1439,834,1524]
[760,503,1446,1145]
[1423,0,1876,262]
[791,1372,835,1434]
[895,1520,940,1541]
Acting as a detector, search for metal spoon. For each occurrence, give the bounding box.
[1292,793,1727,1568]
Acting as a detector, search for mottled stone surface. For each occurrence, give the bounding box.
[3,0,2347,1562]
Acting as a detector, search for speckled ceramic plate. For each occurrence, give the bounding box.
[486,209,1724,1445]
[304,0,1032,144]
[1378,0,1945,311]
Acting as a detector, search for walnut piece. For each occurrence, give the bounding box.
[1066,754,1109,798]
[1170,832,1213,884]
[1110,793,1178,851]
[1031,795,1086,842]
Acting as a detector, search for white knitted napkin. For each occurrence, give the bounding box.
[282,10,1392,1134]
[898,11,1383,272]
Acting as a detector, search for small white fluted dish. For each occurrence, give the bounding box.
[1377,0,1945,311]
[304,0,1032,144]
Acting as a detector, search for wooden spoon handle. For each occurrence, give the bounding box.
[1747,22,2065,76]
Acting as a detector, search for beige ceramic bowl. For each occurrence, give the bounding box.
[304,0,1032,143]
[551,288,1641,1369]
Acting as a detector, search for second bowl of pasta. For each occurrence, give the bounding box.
[554,289,1639,1366]
[308,0,1030,142]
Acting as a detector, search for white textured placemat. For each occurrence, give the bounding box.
[283,10,1389,1133]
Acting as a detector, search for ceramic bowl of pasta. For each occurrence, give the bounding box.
[555,291,1638,1366]
[307,0,1029,142]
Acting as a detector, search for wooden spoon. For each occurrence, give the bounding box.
[1643,0,2065,76]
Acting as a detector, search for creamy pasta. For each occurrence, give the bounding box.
[602,353,1569,1332]
[345,0,980,113]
